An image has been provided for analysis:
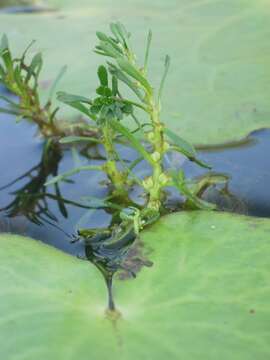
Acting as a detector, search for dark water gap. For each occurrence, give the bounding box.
[0,0,53,13]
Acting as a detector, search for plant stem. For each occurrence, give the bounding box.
[102,123,128,199]
[144,96,169,212]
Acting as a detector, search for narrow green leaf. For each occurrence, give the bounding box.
[112,75,118,96]
[59,136,101,144]
[0,34,9,53]
[0,95,20,108]
[108,63,145,102]
[158,55,170,104]
[96,31,123,54]
[57,92,91,104]
[187,172,229,197]
[13,65,24,93]
[0,106,19,115]
[20,40,36,61]
[110,23,122,43]
[96,40,122,58]
[48,65,67,100]
[144,30,152,71]
[128,156,144,171]
[25,52,43,83]
[81,196,123,211]
[0,64,5,78]
[165,128,211,169]
[171,170,216,210]
[114,22,131,50]
[54,183,68,218]
[45,165,103,186]
[109,119,155,165]
[165,128,196,157]
[57,91,92,117]
[117,57,152,94]
[0,35,12,70]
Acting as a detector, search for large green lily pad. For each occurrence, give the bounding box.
[1,211,270,359]
[0,1,270,145]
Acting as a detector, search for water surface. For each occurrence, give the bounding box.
[1,91,270,256]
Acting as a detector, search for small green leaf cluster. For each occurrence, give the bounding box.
[90,65,133,123]
[0,35,65,136]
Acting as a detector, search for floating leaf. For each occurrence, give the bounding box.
[1,211,270,359]
[2,1,269,144]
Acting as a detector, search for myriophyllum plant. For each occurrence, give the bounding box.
[50,22,226,221]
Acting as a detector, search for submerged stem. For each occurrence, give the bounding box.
[102,123,129,199]
[105,273,116,311]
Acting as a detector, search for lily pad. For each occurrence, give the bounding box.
[0,1,270,145]
[0,0,35,7]
[1,211,270,359]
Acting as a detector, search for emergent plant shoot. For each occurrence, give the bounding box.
[50,23,225,220]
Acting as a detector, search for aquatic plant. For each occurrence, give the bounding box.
[0,24,229,297]
[0,35,63,136]
[48,23,227,221]
[0,35,97,138]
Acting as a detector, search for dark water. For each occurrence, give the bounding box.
[188,131,270,217]
[0,1,51,13]
[1,90,270,257]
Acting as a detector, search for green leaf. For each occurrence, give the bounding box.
[158,55,170,104]
[96,32,123,56]
[116,57,152,94]
[96,85,112,97]
[111,22,132,50]
[110,22,122,43]
[45,164,103,186]
[165,128,211,169]
[1,211,270,359]
[165,128,196,156]
[97,65,108,87]
[57,92,91,105]
[96,39,123,58]
[108,63,145,102]
[171,169,216,210]
[109,119,155,166]
[59,136,101,144]
[48,65,67,100]
[0,33,9,53]
[0,94,20,108]
[57,91,92,117]
[0,106,20,115]
[143,29,152,71]
[111,75,118,96]
[25,52,43,83]
[0,34,12,70]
